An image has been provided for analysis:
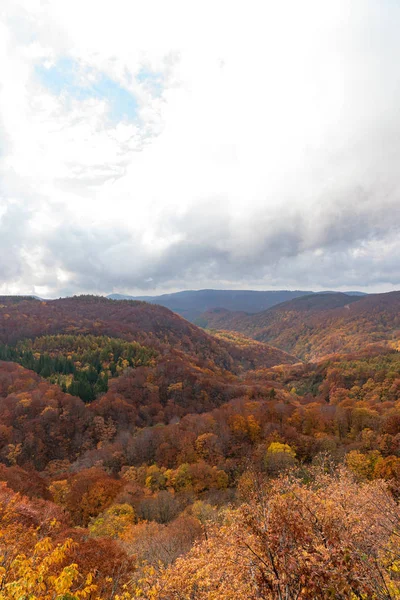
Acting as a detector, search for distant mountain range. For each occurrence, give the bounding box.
[106,289,367,321]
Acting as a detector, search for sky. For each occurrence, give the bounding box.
[1,0,400,298]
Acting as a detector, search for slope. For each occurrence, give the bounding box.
[0,295,296,371]
[199,292,400,360]
[199,292,360,332]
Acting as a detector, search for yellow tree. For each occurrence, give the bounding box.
[0,538,97,600]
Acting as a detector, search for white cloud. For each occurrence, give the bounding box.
[1,0,400,296]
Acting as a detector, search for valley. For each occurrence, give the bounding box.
[0,294,399,597]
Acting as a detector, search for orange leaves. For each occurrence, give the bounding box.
[229,413,261,443]
[156,467,400,599]
[374,455,400,481]
[53,468,123,527]
[345,449,380,480]
[0,483,136,598]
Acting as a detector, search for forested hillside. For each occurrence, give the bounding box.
[200,291,400,360]
[0,295,295,370]
[198,292,362,332]
[0,295,399,598]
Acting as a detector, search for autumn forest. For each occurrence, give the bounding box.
[1,292,400,599]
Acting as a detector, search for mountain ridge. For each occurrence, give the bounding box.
[106,288,367,321]
[0,294,297,372]
[199,290,400,360]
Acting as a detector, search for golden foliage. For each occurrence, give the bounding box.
[0,538,97,600]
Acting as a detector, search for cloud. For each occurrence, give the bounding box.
[1,0,400,296]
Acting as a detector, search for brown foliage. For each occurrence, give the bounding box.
[157,468,400,599]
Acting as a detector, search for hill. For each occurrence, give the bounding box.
[107,289,324,321]
[0,295,299,468]
[0,295,297,412]
[198,292,361,332]
[200,291,400,360]
[0,295,296,369]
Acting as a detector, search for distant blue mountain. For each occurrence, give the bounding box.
[106,289,367,322]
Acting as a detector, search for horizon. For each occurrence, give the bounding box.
[3,286,400,302]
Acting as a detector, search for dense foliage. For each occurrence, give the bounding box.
[0,335,157,402]
[201,291,400,360]
[0,294,399,597]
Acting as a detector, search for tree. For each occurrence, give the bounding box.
[61,468,123,526]
[264,442,297,476]
[89,503,136,539]
[0,537,97,600]
[157,467,400,599]
[345,449,380,480]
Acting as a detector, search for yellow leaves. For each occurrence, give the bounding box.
[167,382,183,394]
[229,414,247,435]
[0,537,98,600]
[89,504,136,539]
[48,518,61,533]
[229,413,261,443]
[35,536,53,554]
[41,405,58,417]
[211,466,229,490]
[167,463,192,492]
[266,441,296,456]
[51,563,80,594]
[49,479,69,505]
[246,414,261,442]
[345,450,381,480]
[195,432,218,460]
[264,442,297,476]
[145,465,167,492]
[120,358,130,370]
[6,444,22,466]
[121,466,138,482]
[379,539,400,598]
[16,393,32,408]
[191,500,217,525]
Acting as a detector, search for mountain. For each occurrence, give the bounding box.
[0,295,296,370]
[0,293,297,459]
[106,289,366,321]
[0,295,39,304]
[198,292,361,329]
[0,294,297,416]
[199,291,400,360]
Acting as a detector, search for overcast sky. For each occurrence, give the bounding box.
[1,0,400,297]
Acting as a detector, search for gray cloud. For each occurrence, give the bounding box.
[2,0,400,296]
[0,203,29,282]
[40,179,400,296]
